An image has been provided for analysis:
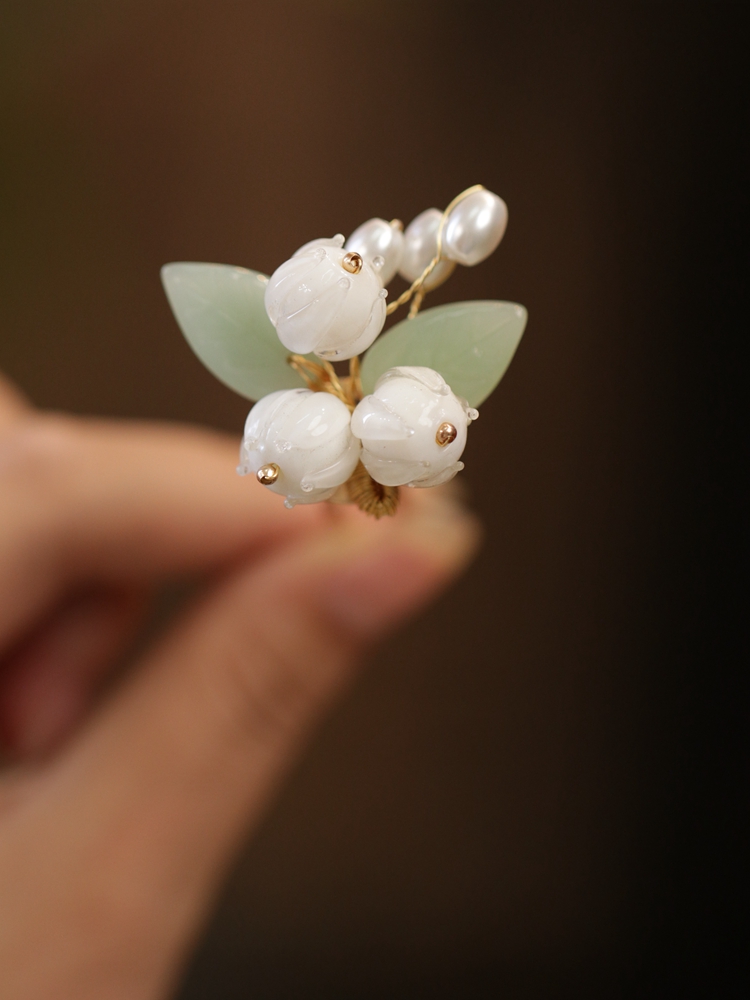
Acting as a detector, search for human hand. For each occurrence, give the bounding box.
[0,372,479,999]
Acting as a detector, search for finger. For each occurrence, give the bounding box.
[0,414,347,647]
[0,587,146,759]
[0,490,480,998]
[0,373,30,430]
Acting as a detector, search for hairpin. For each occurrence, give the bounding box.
[162,185,527,517]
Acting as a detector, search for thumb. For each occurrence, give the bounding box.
[0,491,479,1000]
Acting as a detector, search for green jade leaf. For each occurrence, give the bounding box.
[161,262,312,402]
[360,300,528,407]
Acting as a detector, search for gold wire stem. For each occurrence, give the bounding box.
[287,354,361,410]
[384,183,485,320]
[320,359,346,400]
[287,355,329,391]
[344,462,400,518]
[348,355,363,405]
[385,255,440,315]
[408,286,426,319]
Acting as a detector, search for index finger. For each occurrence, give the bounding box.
[0,374,30,430]
[0,415,341,646]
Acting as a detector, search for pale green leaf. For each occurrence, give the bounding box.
[161,262,311,402]
[360,300,528,407]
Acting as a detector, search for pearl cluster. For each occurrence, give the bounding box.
[241,187,508,511]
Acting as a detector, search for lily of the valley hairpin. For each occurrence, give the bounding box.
[162,185,527,517]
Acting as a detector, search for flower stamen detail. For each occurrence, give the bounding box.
[341,251,364,274]
[436,422,458,446]
[257,463,280,485]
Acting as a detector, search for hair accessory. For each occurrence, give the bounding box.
[162,185,527,517]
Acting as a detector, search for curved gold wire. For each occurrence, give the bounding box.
[385,183,484,318]
[288,354,361,409]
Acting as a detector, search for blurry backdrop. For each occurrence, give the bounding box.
[0,1,744,997]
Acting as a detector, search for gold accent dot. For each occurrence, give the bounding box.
[435,422,458,447]
[390,218,404,231]
[341,251,363,274]
[257,463,280,485]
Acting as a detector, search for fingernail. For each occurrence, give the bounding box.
[317,495,481,638]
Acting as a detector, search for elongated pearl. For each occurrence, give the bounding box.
[442,189,508,266]
[398,208,456,290]
[345,218,404,285]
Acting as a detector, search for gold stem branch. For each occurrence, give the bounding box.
[287,354,360,410]
[384,183,484,320]
[348,355,362,405]
[320,359,346,400]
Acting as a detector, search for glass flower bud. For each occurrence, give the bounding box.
[398,209,456,290]
[351,366,477,488]
[265,239,387,361]
[238,388,361,507]
[293,234,345,257]
[443,188,508,267]
[345,218,404,286]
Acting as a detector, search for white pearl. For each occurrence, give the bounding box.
[238,388,360,506]
[442,189,508,267]
[398,209,456,290]
[351,366,475,488]
[265,240,387,360]
[345,218,404,286]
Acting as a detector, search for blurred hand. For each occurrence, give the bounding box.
[0,372,479,1000]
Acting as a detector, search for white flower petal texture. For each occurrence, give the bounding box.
[264,240,387,361]
[239,388,361,507]
[351,366,476,488]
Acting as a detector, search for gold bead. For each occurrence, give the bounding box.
[390,218,404,231]
[435,422,458,447]
[341,251,363,274]
[256,463,280,485]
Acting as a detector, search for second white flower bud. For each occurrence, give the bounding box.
[351,366,477,488]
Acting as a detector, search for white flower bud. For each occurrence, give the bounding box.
[345,218,404,286]
[238,388,360,507]
[351,366,477,488]
[442,188,508,266]
[265,239,387,361]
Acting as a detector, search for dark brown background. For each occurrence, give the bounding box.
[1,1,744,997]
